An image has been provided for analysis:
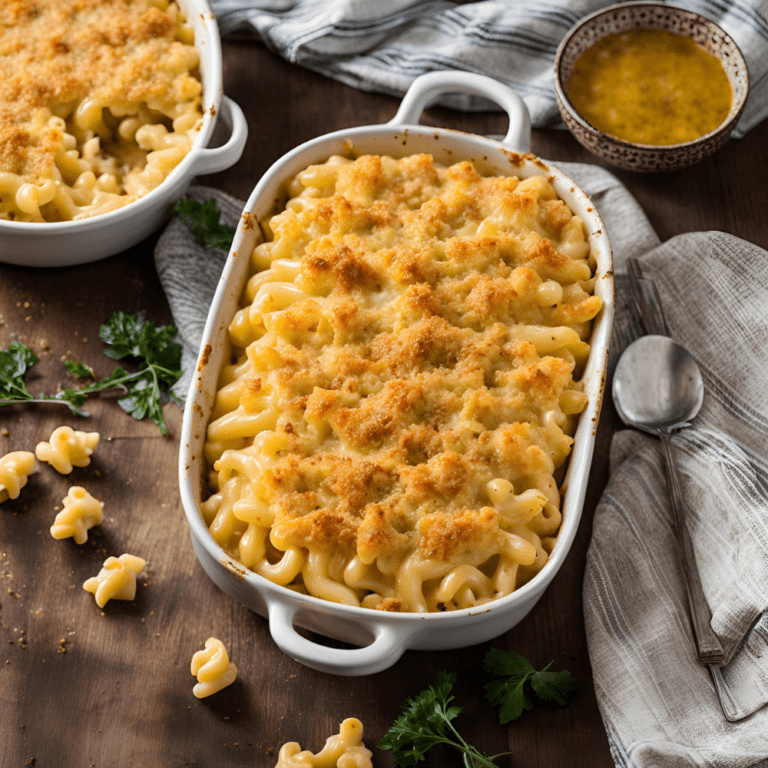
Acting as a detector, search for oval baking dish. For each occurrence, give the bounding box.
[0,0,248,268]
[180,71,614,676]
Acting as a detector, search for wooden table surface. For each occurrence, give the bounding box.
[2,41,768,768]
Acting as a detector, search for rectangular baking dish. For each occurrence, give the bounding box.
[179,71,614,676]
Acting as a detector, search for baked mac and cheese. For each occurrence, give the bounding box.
[202,153,602,613]
[0,0,203,222]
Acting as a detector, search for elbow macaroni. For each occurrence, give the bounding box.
[203,153,602,613]
[35,426,100,474]
[51,486,104,544]
[0,451,36,503]
[274,719,372,768]
[0,0,203,223]
[190,637,238,698]
[83,553,146,608]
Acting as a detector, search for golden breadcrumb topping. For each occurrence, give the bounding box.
[208,155,601,598]
[0,0,198,179]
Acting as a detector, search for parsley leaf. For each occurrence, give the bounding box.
[0,341,39,401]
[377,670,504,768]
[173,197,236,250]
[0,312,183,435]
[483,649,577,724]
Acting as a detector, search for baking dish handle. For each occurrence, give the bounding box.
[267,600,412,676]
[388,71,531,153]
[189,95,249,176]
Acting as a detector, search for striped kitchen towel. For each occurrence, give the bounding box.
[584,232,768,766]
[208,0,768,138]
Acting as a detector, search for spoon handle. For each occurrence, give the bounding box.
[660,433,725,665]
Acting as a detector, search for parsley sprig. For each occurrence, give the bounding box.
[0,311,182,435]
[0,341,41,403]
[377,651,577,767]
[377,671,504,768]
[483,649,577,724]
[173,197,236,250]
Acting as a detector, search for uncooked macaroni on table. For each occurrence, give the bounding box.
[190,637,238,698]
[0,0,203,222]
[50,486,104,544]
[0,450,35,503]
[35,426,99,474]
[274,718,372,768]
[202,153,602,613]
[83,553,146,608]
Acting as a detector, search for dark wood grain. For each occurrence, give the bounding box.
[2,40,768,768]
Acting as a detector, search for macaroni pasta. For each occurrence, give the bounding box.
[83,553,146,607]
[203,153,602,613]
[35,426,100,474]
[0,0,203,222]
[0,451,36,503]
[190,637,238,698]
[51,486,104,544]
[274,719,372,768]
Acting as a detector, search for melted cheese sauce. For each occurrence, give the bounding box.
[568,28,732,145]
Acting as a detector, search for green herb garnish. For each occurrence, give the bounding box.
[376,670,505,768]
[0,311,182,435]
[173,197,236,250]
[0,341,41,403]
[483,649,577,724]
[377,652,578,766]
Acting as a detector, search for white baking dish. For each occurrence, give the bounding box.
[0,0,247,268]
[180,71,614,676]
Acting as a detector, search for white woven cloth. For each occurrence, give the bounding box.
[155,165,768,765]
[208,0,768,138]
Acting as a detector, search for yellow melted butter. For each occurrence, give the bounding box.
[568,28,732,145]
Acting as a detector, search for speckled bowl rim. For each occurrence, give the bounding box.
[553,1,750,151]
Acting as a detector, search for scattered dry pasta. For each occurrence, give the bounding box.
[0,451,36,503]
[274,719,372,768]
[83,553,146,608]
[35,426,100,474]
[0,0,203,222]
[190,637,238,698]
[203,153,602,613]
[50,486,103,544]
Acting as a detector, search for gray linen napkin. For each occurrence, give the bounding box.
[585,232,768,767]
[208,0,768,139]
[155,167,768,765]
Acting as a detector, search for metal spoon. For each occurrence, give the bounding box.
[612,334,747,722]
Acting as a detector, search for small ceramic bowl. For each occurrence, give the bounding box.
[554,2,749,172]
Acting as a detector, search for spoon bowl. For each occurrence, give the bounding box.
[612,334,704,434]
